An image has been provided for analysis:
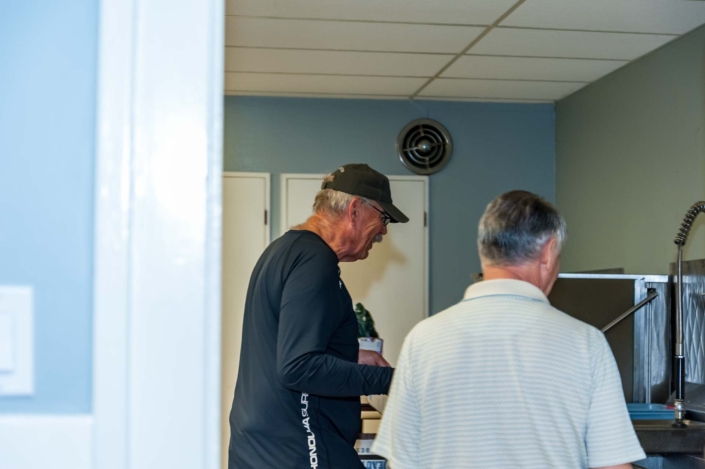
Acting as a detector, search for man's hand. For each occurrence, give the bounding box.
[358,350,391,367]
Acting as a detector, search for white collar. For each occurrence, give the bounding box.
[462,279,549,304]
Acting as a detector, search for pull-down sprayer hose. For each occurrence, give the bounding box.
[674,202,705,246]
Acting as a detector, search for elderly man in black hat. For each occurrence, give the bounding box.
[228,164,408,469]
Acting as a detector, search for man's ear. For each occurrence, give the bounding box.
[540,237,558,270]
[347,197,362,225]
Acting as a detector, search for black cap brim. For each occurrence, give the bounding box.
[379,201,409,224]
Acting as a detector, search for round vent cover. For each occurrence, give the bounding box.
[396,119,453,175]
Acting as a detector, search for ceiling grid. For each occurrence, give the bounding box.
[223,0,705,102]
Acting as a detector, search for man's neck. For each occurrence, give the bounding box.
[294,215,348,261]
[482,263,541,289]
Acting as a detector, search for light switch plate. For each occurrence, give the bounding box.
[0,287,33,395]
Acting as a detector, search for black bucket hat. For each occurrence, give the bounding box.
[322,164,409,223]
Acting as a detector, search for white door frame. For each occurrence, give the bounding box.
[279,173,430,318]
[92,0,224,467]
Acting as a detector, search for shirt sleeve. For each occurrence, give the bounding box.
[276,250,393,397]
[585,331,646,467]
[372,333,421,468]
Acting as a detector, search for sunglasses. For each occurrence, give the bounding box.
[364,201,391,226]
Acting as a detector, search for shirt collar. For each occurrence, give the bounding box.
[463,279,549,304]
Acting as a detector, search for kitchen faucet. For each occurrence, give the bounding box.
[673,201,705,427]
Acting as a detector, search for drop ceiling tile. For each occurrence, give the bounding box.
[226,0,516,25]
[225,91,408,100]
[225,72,427,95]
[225,49,453,77]
[416,96,553,104]
[471,28,676,60]
[442,56,627,82]
[226,18,484,53]
[420,78,586,100]
[502,0,705,35]
[226,18,484,55]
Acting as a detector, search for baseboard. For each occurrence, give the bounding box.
[0,414,92,469]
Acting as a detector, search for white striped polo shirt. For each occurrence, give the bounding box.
[373,279,645,469]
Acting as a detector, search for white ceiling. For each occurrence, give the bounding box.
[224,0,705,102]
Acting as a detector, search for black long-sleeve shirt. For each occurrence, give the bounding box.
[229,230,394,469]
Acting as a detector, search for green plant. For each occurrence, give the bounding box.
[354,303,379,338]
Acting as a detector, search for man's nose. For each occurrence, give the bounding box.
[381,224,388,236]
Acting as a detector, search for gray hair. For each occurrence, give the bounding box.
[478,190,566,266]
[312,175,368,217]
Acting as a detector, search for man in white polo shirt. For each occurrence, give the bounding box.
[373,190,645,469]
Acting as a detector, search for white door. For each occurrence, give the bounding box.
[221,172,270,469]
[281,174,428,367]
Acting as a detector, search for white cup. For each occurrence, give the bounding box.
[358,337,383,354]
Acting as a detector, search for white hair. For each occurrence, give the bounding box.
[312,175,368,218]
[478,190,567,266]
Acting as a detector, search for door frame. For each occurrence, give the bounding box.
[279,173,430,318]
[92,0,224,467]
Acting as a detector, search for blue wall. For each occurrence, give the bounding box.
[0,0,97,413]
[224,96,556,314]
